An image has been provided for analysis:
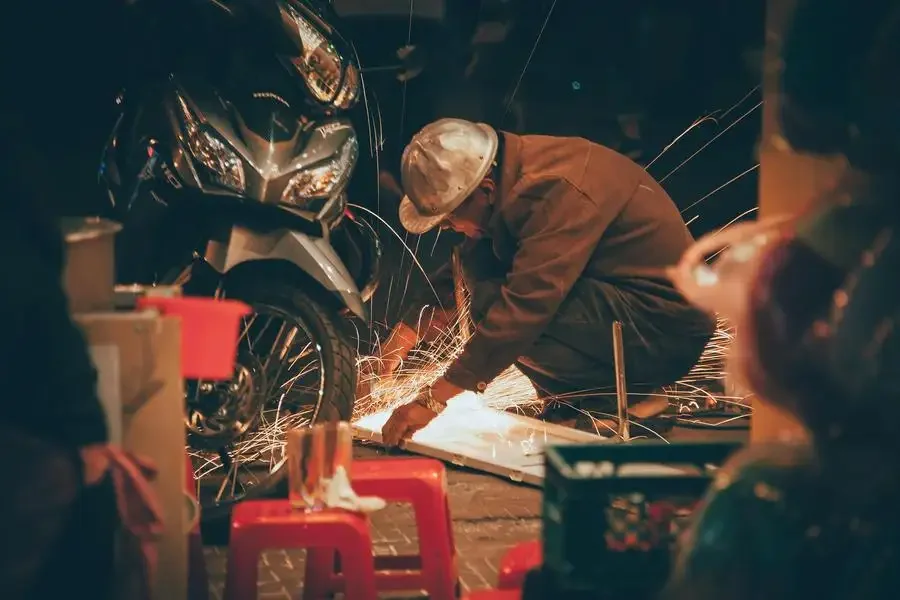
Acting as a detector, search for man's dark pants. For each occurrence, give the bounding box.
[463,242,709,420]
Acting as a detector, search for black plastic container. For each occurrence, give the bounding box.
[541,441,742,597]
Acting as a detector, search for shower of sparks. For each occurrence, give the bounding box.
[353,303,531,418]
[350,284,751,446]
[348,84,763,446]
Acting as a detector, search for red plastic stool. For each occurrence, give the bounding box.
[497,540,542,590]
[224,500,377,600]
[463,590,522,599]
[185,454,210,600]
[304,458,458,600]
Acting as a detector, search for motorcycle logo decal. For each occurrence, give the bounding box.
[252,92,291,108]
[317,122,350,139]
[160,162,183,189]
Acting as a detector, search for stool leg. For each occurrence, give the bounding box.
[415,493,458,600]
[224,530,261,600]
[188,530,210,600]
[302,549,338,600]
[339,537,378,600]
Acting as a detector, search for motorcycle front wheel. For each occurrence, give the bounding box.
[185,276,357,523]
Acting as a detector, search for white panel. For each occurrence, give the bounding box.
[90,344,122,444]
[353,393,603,486]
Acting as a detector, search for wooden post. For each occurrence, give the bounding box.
[753,0,849,442]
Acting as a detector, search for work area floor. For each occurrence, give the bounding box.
[203,423,747,599]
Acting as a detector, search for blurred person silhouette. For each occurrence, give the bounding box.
[666,195,900,600]
[0,1,149,598]
[669,0,900,457]
[661,1,900,596]
[664,438,900,600]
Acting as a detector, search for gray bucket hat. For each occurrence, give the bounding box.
[398,118,499,234]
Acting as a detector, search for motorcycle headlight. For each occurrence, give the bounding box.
[281,132,358,221]
[278,2,359,108]
[176,96,245,193]
[333,63,360,110]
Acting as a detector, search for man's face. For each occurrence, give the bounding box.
[440,186,492,238]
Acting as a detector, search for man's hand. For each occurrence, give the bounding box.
[381,377,465,446]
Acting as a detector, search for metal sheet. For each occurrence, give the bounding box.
[352,393,604,486]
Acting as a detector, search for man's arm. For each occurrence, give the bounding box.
[443,178,623,391]
[398,259,458,338]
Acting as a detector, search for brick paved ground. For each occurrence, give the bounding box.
[203,445,543,599]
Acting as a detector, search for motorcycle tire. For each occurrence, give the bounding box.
[195,276,357,523]
[228,278,357,419]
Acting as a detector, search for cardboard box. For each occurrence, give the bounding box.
[77,312,187,600]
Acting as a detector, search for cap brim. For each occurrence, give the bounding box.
[399,195,446,235]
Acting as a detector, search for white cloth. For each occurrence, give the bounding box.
[323,466,386,513]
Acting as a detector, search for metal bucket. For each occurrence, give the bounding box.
[61,217,122,313]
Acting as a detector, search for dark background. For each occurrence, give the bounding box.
[336,0,764,332]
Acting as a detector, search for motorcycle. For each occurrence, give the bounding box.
[101,0,381,520]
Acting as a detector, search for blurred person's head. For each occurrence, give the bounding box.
[398,118,499,238]
[743,195,900,449]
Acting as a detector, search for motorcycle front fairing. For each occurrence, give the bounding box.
[103,1,377,319]
[164,72,374,319]
[202,207,369,320]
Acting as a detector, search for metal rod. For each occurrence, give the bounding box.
[612,320,631,441]
[451,246,472,341]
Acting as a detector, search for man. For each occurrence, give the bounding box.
[380,118,714,446]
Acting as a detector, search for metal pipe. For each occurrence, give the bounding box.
[451,246,472,341]
[612,320,631,441]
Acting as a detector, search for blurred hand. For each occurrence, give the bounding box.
[375,322,418,379]
[80,444,111,486]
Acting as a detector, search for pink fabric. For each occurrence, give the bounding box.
[102,446,166,600]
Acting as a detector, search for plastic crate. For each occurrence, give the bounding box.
[541,441,742,596]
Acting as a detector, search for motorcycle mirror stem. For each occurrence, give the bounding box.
[359,45,425,81]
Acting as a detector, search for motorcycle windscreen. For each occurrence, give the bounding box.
[183,74,358,209]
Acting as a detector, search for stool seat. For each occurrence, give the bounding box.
[498,540,542,590]
[225,500,377,600]
[304,457,458,600]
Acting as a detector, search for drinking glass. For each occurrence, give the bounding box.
[287,425,326,510]
[321,421,354,484]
